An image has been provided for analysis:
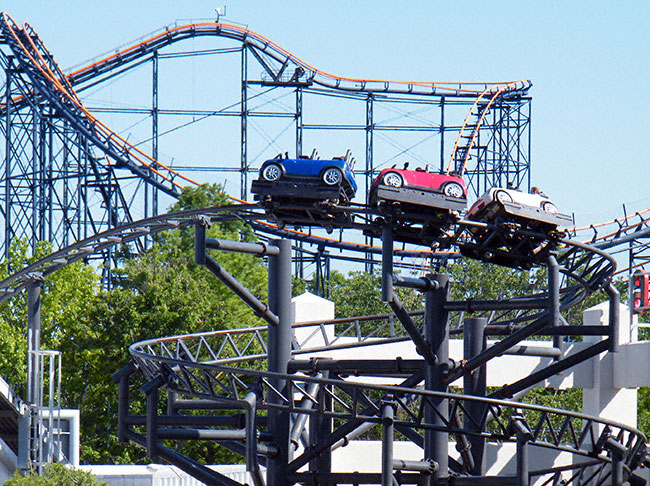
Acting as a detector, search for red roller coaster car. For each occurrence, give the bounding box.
[369,167,467,212]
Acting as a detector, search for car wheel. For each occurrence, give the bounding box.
[261,163,282,181]
[443,182,464,198]
[495,190,513,204]
[322,167,343,185]
[542,201,559,214]
[382,172,403,188]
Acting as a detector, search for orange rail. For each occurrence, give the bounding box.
[2,13,200,191]
[68,21,530,97]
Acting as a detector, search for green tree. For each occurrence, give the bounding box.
[67,184,268,463]
[446,258,546,301]
[3,463,105,486]
[317,269,424,318]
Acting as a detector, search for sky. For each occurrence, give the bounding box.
[3,0,650,230]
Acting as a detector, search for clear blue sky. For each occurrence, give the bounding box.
[3,0,650,228]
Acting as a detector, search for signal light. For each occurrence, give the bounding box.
[632,269,649,314]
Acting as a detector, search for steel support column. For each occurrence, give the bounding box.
[267,238,293,486]
[148,50,159,225]
[241,46,248,201]
[3,56,13,261]
[26,275,43,472]
[295,87,303,158]
[309,371,332,478]
[365,93,375,273]
[425,273,449,482]
[547,253,562,354]
[381,400,395,486]
[464,317,487,475]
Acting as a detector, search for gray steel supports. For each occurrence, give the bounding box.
[381,401,395,486]
[425,273,449,482]
[27,278,43,407]
[446,314,549,385]
[142,376,164,460]
[382,225,437,365]
[113,364,135,443]
[309,371,332,477]
[205,237,280,256]
[464,317,487,475]
[547,253,562,353]
[242,392,264,486]
[194,223,206,265]
[510,417,532,486]
[25,276,43,471]
[381,225,393,302]
[605,282,620,353]
[365,94,375,273]
[123,429,242,486]
[267,239,293,486]
[516,432,529,486]
[605,437,627,486]
[289,379,320,459]
[204,254,279,326]
[491,339,610,400]
[439,96,445,172]
[195,223,280,325]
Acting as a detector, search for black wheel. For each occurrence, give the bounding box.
[322,167,343,185]
[443,182,464,198]
[495,190,513,204]
[261,163,282,181]
[382,172,403,188]
[542,201,559,214]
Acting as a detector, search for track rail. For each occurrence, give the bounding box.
[64,21,531,98]
[0,13,199,197]
[0,198,638,483]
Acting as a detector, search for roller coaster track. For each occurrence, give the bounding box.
[0,13,534,265]
[62,21,530,97]
[1,12,650,485]
[0,202,644,484]
[0,14,199,197]
[0,15,530,198]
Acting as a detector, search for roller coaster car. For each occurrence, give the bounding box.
[369,168,467,214]
[250,150,357,229]
[461,187,572,269]
[364,168,467,247]
[251,151,357,204]
[466,187,572,231]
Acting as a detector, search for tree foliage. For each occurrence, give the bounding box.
[3,463,105,485]
[0,184,268,464]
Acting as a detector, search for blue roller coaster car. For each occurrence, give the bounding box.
[251,150,357,204]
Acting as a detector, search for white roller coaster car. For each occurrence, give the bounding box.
[466,186,572,229]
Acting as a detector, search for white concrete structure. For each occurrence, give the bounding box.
[78,464,257,486]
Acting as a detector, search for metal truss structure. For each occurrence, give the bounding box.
[0,204,647,485]
[4,11,650,486]
[0,15,531,277]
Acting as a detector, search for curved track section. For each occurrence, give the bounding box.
[0,201,643,484]
[64,21,530,98]
[121,213,640,485]
[1,12,649,485]
[0,14,198,197]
